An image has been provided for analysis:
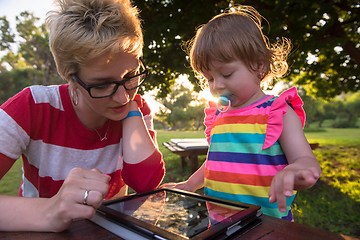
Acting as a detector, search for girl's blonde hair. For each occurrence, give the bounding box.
[46,0,143,80]
[188,5,291,89]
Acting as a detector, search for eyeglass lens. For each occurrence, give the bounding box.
[90,66,146,98]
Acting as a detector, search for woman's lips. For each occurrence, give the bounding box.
[111,104,127,113]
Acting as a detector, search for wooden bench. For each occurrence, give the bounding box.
[162,139,208,173]
[163,138,320,174]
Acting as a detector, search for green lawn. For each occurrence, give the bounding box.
[1,128,359,237]
[157,128,360,238]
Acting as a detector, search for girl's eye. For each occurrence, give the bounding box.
[223,73,232,78]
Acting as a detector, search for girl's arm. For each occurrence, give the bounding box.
[162,161,206,192]
[269,106,321,212]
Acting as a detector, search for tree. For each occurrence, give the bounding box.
[155,83,207,130]
[0,12,59,87]
[332,91,360,128]
[134,0,229,97]
[0,17,15,51]
[133,0,359,99]
[298,87,336,128]
[0,68,34,104]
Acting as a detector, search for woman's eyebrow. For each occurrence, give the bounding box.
[87,65,140,83]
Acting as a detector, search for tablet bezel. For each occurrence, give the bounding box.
[96,188,261,240]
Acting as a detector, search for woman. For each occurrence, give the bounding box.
[0,0,164,232]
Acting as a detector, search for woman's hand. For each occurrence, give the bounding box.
[44,168,110,232]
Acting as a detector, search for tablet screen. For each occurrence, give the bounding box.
[106,190,247,238]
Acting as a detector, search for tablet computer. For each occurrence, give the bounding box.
[94,188,262,240]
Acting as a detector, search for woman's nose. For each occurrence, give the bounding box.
[111,85,129,103]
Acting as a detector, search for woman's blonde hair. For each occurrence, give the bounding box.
[188,5,291,89]
[46,0,143,80]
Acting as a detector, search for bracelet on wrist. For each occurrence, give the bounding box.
[121,110,142,122]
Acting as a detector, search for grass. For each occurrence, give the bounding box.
[0,159,22,196]
[157,128,360,238]
[1,128,359,237]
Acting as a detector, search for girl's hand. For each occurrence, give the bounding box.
[160,181,196,192]
[44,168,110,232]
[268,167,320,213]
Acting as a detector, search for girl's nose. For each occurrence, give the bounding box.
[213,77,225,91]
[111,85,129,103]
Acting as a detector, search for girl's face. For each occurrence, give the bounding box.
[72,51,139,128]
[202,59,265,110]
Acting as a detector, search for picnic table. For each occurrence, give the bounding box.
[163,138,319,174]
[162,138,208,173]
[1,214,357,240]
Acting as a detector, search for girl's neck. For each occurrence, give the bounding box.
[232,90,267,110]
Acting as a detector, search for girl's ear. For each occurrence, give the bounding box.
[257,59,266,79]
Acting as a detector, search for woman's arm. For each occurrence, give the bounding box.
[269,106,321,212]
[121,100,165,192]
[122,101,158,164]
[0,167,110,232]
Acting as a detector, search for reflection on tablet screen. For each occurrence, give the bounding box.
[107,191,247,238]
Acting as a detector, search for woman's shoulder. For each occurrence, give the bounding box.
[29,84,68,110]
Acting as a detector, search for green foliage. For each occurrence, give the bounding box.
[155,83,207,130]
[300,88,360,128]
[133,0,230,97]
[2,2,359,100]
[0,17,15,51]
[293,145,360,237]
[133,0,359,99]
[0,158,22,196]
[0,12,61,90]
[157,129,360,238]
[0,68,34,104]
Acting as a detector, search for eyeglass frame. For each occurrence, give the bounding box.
[71,59,148,99]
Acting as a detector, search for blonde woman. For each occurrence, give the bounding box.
[0,0,164,232]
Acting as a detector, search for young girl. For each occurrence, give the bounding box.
[164,5,321,221]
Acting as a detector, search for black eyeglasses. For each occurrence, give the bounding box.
[71,59,148,98]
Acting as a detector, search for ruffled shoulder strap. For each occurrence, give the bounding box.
[204,101,218,145]
[263,87,305,149]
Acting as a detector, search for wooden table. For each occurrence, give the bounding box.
[0,214,357,240]
[163,138,320,174]
[163,138,208,173]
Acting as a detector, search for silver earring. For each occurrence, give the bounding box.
[70,88,79,106]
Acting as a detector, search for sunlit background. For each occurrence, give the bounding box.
[0,0,283,114]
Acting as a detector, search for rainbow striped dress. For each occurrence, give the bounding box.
[203,87,305,221]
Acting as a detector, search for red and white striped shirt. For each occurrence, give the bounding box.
[0,84,164,199]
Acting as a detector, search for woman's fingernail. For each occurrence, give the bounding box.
[102,173,111,179]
